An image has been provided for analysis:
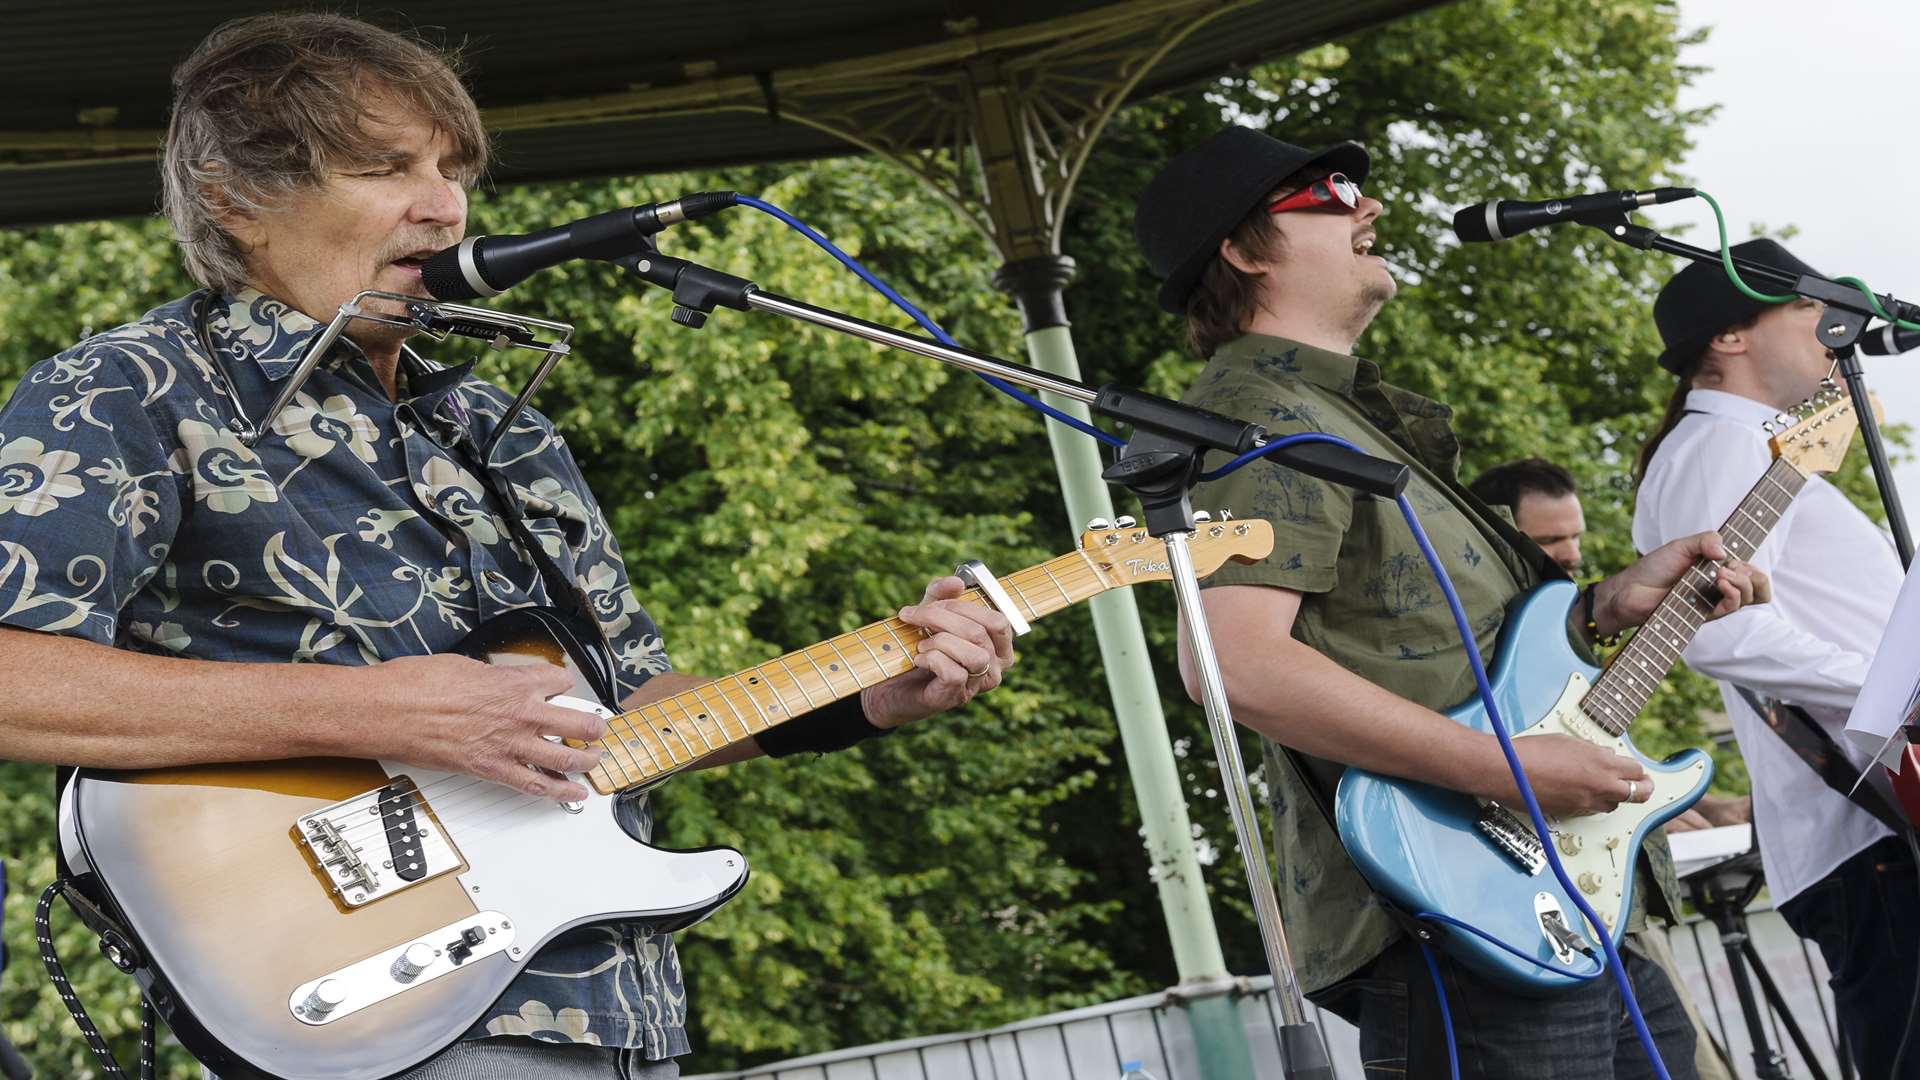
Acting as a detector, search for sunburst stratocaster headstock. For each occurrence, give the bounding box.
[1077,512,1274,587]
[1767,382,1869,476]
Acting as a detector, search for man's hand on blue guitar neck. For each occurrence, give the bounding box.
[1583,529,1772,643]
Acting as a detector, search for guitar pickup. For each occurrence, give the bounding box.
[295,777,465,907]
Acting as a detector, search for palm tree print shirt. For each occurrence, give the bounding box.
[0,289,691,1058]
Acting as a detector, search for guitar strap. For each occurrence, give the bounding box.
[1731,686,1908,835]
[450,425,623,707]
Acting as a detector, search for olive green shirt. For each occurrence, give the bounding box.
[1185,332,1679,993]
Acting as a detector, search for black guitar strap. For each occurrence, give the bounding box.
[1732,686,1908,834]
[451,425,623,707]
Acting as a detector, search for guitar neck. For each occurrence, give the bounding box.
[1580,456,1808,735]
[585,548,1112,795]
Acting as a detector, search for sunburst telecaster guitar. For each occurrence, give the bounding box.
[1335,386,1861,992]
[55,517,1271,1080]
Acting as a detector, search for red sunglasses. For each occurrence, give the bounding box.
[1268,172,1363,215]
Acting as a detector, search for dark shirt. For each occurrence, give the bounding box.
[0,289,688,1056]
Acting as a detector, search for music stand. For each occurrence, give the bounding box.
[1677,826,1847,1080]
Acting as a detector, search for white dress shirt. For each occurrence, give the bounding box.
[1632,387,1898,904]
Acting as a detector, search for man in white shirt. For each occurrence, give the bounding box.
[1632,238,1918,1077]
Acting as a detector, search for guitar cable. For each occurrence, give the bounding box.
[745,198,1675,1080]
[36,881,153,1080]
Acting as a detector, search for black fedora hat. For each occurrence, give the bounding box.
[1653,238,1819,375]
[1134,127,1369,314]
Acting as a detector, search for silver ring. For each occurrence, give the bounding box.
[1626,780,1638,802]
[965,665,991,680]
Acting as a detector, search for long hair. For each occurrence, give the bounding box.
[1632,377,1695,490]
[1632,314,1757,489]
[1184,203,1286,358]
[162,13,490,293]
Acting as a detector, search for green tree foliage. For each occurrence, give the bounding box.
[4,0,1883,1074]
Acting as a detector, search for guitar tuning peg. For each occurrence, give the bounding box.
[1193,511,1213,524]
[1762,420,1776,434]
[1218,509,1235,520]
[1113,515,1137,529]
[1085,518,1112,531]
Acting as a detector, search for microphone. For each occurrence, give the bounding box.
[421,191,737,300]
[1451,187,1696,243]
[1860,323,1920,356]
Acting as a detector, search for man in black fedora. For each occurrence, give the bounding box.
[1136,125,1774,1078]
[1633,239,1919,1076]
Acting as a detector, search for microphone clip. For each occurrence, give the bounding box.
[615,235,756,331]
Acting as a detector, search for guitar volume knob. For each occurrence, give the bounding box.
[1575,872,1602,895]
[303,979,348,1016]
[392,943,436,980]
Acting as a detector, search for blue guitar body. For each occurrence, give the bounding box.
[1333,579,1712,993]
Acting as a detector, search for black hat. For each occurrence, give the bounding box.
[1134,127,1370,314]
[1653,238,1819,376]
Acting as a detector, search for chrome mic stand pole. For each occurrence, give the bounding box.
[617,243,1411,1077]
[1162,527,1329,1076]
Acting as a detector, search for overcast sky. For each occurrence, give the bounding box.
[1650,0,1920,526]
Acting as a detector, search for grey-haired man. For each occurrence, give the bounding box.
[0,13,1013,1078]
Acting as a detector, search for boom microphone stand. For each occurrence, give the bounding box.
[1582,218,1917,569]
[616,239,1411,1078]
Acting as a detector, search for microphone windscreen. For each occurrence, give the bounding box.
[1451,203,1496,244]
[420,247,480,301]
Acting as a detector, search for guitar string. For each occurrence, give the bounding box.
[369,538,1235,854]
[1577,458,1806,735]
[273,554,1125,855]
[120,536,1236,889]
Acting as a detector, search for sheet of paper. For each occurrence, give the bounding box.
[1667,823,1754,880]
[1846,558,1920,771]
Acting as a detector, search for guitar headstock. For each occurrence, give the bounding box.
[1767,383,1865,476]
[1078,512,1274,587]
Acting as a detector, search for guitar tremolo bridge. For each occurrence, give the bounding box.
[1475,803,1547,876]
[295,777,464,907]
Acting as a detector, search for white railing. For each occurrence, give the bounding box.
[686,908,1846,1080]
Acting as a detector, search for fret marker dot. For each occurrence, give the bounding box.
[882,643,892,651]
[748,676,760,684]
[829,663,840,672]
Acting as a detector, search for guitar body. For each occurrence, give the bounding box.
[1334,580,1711,993]
[57,607,749,1080]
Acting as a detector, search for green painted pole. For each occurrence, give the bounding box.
[995,257,1256,1080]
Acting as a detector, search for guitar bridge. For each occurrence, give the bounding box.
[1475,803,1547,876]
[295,777,464,907]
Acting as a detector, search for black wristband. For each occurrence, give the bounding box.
[754,693,888,758]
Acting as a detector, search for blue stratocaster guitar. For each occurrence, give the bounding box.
[1335,386,1860,993]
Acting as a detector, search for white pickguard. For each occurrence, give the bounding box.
[288,695,748,1024]
[1508,674,1706,934]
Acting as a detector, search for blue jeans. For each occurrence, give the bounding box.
[1777,836,1920,1079]
[1311,934,1698,1079]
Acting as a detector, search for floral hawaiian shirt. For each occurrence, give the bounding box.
[0,289,690,1058]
